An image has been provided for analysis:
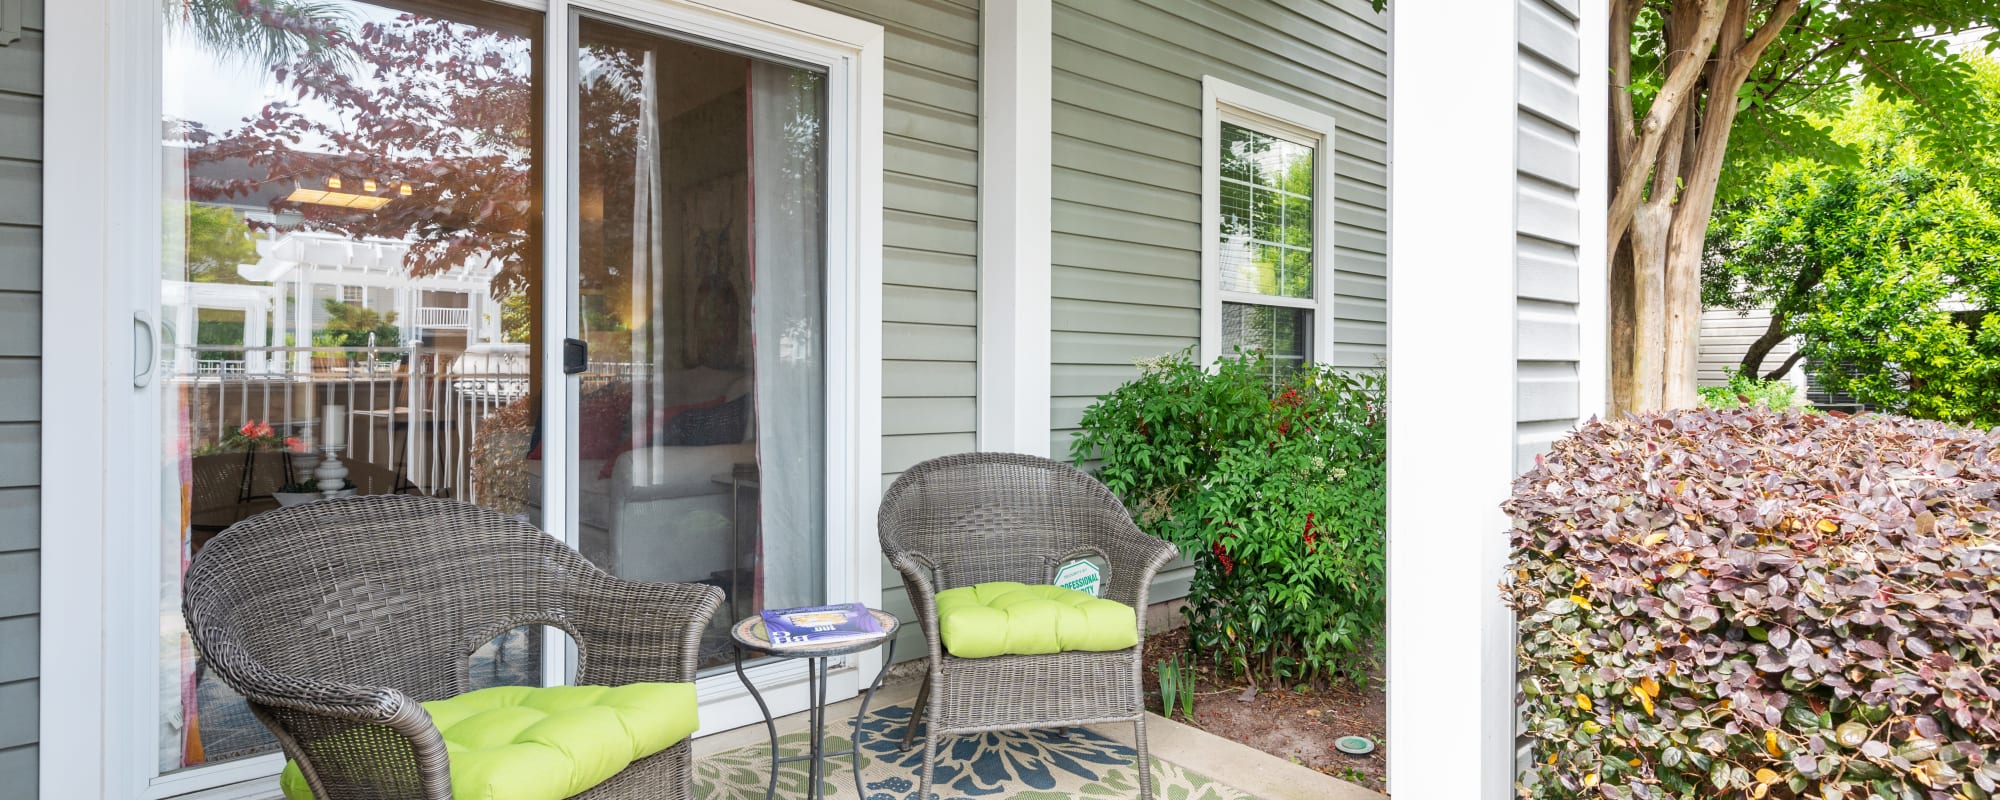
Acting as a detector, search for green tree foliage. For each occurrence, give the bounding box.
[1706,82,2000,427]
[1628,3,2000,211]
[180,202,260,284]
[1697,374,1814,412]
[320,299,399,349]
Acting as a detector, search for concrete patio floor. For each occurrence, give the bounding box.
[693,675,1388,800]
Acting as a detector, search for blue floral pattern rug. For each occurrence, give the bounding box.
[695,703,1255,800]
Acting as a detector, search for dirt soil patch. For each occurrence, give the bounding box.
[1142,626,1387,794]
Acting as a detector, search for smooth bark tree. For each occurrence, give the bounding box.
[1608,0,1999,413]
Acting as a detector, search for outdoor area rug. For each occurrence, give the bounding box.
[694,703,1257,800]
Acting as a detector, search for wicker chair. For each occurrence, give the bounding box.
[183,495,724,800]
[879,452,1179,800]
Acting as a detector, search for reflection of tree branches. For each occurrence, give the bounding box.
[575,44,644,319]
[184,8,541,299]
[1218,125,1315,298]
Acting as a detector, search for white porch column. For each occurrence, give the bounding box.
[243,296,268,373]
[294,268,314,373]
[1385,3,1520,799]
[174,301,195,376]
[271,284,289,374]
[974,0,1052,456]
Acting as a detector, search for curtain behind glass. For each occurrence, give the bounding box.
[629,51,669,487]
[749,63,826,608]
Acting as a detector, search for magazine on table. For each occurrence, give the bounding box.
[760,602,884,646]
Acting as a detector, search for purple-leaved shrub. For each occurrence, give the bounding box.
[1506,408,2000,800]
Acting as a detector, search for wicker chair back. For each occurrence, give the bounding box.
[878,452,1138,592]
[184,494,588,703]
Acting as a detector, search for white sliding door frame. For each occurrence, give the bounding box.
[39,0,883,796]
[565,0,886,737]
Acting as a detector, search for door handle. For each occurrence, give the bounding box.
[133,310,156,388]
[562,337,587,375]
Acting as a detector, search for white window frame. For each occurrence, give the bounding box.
[40,1,883,798]
[1198,76,1339,369]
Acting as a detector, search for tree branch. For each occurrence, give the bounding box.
[1612,0,1640,160]
[1738,0,1803,69]
[1651,96,1692,204]
[1739,309,1790,378]
[1762,349,1807,382]
[1609,0,1728,251]
[1680,0,1802,226]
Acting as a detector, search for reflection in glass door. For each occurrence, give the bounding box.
[156,0,543,781]
[572,16,829,671]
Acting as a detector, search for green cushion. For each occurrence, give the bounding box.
[934,581,1138,659]
[279,683,698,800]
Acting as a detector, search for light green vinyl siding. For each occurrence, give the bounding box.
[1049,0,1390,601]
[800,0,979,662]
[0,1,42,796]
[1515,0,1585,471]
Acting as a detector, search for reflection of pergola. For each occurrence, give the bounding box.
[162,281,279,375]
[182,231,509,374]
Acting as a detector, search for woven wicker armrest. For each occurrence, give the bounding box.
[197,638,433,729]
[569,576,725,686]
[883,549,943,651]
[1085,510,1180,612]
[191,639,450,799]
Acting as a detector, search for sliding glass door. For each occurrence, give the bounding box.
[142,0,854,793]
[570,13,829,674]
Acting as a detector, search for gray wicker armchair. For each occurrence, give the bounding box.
[879,452,1179,800]
[182,495,724,800]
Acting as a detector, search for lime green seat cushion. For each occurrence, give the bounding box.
[934,581,1138,659]
[279,683,698,800]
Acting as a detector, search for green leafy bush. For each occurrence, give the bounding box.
[1070,350,1385,686]
[1506,408,2000,800]
[1698,374,1815,412]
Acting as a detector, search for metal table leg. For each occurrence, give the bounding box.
[848,637,895,799]
[733,645,781,800]
[807,657,824,799]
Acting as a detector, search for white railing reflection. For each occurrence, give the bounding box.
[168,344,530,504]
[415,306,473,329]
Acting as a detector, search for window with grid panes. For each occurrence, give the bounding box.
[1215,120,1317,380]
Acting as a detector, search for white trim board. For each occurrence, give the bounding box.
[1574,0,1610,423]
[1198,76,1340,368]
[39,0,885,796]
[1385,1,1521,798]
[975,0,1053,456]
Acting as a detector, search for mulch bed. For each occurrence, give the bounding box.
[1141,626,1387,793]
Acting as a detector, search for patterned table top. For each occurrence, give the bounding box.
[731,608,900,657]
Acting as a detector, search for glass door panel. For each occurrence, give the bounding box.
[572,15,829,673]
[157,0,543,778]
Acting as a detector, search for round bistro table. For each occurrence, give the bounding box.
[730,609,899,800]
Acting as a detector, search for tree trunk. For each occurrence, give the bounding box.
[1607,0,1801,415]
[1609,233,1637,413]
[1628,204,1672,412]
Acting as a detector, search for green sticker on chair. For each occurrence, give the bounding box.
[1055,559,1101,598]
